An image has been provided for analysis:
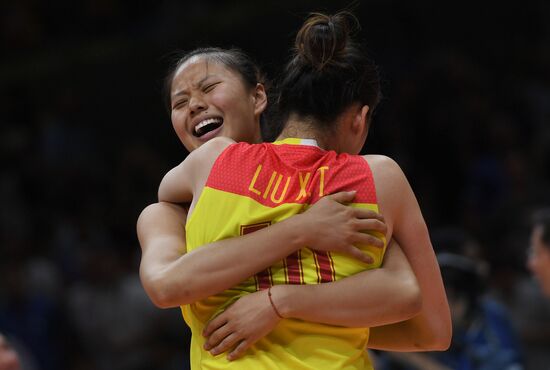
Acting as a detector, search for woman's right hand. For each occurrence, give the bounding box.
[296,191,387,264]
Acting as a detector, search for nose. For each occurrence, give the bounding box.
[189,95,207,116]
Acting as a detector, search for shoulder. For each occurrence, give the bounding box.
[361,155,413,224]
[158,137,236,202]
[362,154,407,189]
[363,154,402,173]
[167,137,236,184]
[186,136,236,167]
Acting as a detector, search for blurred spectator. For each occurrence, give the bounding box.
[0,258,67,370]
[499,208,550,369]
[527,209,550,297]
[0,333,21,370]
[500,272,550,370]
[375,231,524,370]
[0,332,38,370]
[0,1,549,368]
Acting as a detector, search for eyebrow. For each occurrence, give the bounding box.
[173,75,216,97]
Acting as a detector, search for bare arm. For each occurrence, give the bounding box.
[157,137,236,205]
[272,240,420,327]
[138,201,188,308]
[138,201,307,307]
[199,168,445,359]
[201,240,421,360]
[367,155,451,351]
[138,192,386,308]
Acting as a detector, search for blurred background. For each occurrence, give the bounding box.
[1,0,549,369]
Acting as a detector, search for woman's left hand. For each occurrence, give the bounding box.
[202,289,282,361]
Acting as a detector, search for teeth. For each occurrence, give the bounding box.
[195,117,222,133]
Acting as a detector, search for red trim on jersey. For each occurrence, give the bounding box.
[206,142,377,207]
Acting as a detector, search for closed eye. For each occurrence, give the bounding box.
[172,99,188,109]
[203,82,220,93]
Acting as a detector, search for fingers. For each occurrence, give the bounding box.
[203,314,226,338]
[208,332,240,356]
[203,321,230,351]
[343,245,374,264]
[326,190,356,204]
[354,218,387,235]
[354,232,385,249]
[227,339,251,361]
[354,208,385,222]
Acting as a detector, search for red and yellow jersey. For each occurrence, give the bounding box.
[183,138,386,370]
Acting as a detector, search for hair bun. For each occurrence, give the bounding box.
[295,11,359,71]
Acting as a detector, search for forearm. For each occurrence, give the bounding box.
[369,282,450,351]
[366,156,452,351]
[368,316,438,351]
[273,243,421,327]
[149,215,309,307]
[141,191,384,309]
[369,301,451,351]
[369,228,451,351]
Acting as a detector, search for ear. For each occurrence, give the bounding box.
[253,83,268,116]
[351,104,370,136]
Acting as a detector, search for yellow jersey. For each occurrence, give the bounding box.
[183,138,386,369]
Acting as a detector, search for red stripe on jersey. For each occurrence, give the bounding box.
[314,251,335,283]
[255,269,272,291]
[285,250,303,284]
[240,222,272,290]
[240,222,271,235]
[206,142,377,208]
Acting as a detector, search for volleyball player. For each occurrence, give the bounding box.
[155,11,450,369]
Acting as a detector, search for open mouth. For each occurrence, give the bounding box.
[194,117,224,137]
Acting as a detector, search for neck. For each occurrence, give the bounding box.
[276,115,333,150]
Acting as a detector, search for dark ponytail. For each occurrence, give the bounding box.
[277,11,381,130]
[295,12,355,71]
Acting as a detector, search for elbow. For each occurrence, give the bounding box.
[416,312,453,351]
[142,277,176,309]
[147,286,178,309]
[417,330,452,351]
[429,322,452,351]
[140,270,192,309]
[434,335,452,351]
[428,305,453,351]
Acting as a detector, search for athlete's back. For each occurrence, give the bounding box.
[184,138,386,370]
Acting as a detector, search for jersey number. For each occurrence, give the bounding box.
[240,222,335,290]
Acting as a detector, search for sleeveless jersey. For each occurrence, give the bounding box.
[183,138,387,370]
